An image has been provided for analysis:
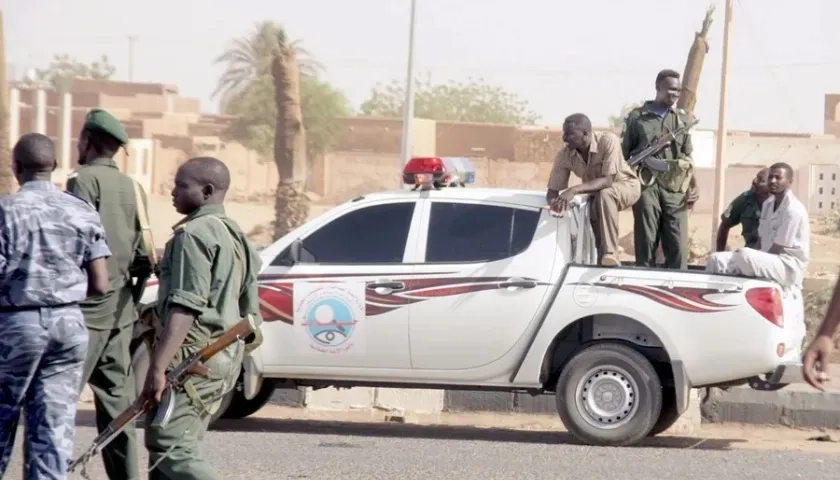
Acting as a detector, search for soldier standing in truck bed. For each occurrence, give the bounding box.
[622,69,700,269]
[66,108,153,479]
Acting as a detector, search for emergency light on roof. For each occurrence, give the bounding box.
[402,156,477,191]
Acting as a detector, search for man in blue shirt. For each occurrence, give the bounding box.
[0,133,112,479]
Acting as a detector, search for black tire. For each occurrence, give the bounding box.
[555,342,662,446]
[648,386,680,437]
[220,372,276,420]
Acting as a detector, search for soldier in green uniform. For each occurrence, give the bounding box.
[622,69,700,269]
[714,168,770,252]
[66,108,152,479]
[139,156,262,479]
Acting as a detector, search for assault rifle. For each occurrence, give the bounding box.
[626,117,700,173]
[68,318,256,474]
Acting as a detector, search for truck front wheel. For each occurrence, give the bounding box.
[221,372,276,419]
[555,342,662,446]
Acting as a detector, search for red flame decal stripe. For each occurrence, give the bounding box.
[577,282,737,313]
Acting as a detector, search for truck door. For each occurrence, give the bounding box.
[257,200,421,370]
[408,200,557,370]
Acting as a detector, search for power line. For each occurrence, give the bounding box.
[314,59,835,77]
[734,0,812,133]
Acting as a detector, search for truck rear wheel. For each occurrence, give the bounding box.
[555,342,662,446]
[648,387,680,437]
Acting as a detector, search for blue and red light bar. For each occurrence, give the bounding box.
[402,156,476,190]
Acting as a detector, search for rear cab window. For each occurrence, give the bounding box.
[423,201,541,263]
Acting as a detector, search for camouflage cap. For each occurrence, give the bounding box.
[83,108,129,145]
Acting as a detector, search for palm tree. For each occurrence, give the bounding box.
[213,21,322,112]
[0,9,14,195]
[271,36,310,240]
[678,5,715,115]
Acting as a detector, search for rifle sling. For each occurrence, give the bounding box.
[132,179,159,267]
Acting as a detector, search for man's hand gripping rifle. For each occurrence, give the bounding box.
[625,117,699,172]
[68,318,256,474]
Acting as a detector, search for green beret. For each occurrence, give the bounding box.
[84,108,129,145]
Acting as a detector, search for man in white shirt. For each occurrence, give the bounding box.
[705,162,810,288]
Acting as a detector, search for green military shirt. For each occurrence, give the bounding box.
[621,101,694,191]
[720,190,763,249]
[155,204,263,350]
[67,157,148,329]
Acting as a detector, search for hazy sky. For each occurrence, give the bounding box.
[5,0,839,133]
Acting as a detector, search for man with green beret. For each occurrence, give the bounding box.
[66,108,155,479]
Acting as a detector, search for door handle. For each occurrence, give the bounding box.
[367,281,405,291]
[498,278,538,289]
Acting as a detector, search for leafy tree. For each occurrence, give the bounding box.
[360,74,540,125]
[24,53,116,91]
[213,20,322,111]
[224,74,351,160]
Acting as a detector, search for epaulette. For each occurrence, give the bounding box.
[67,169,80,180]
[63,190,94,208]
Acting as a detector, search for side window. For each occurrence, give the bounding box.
[425,202,540,263]
[274,203,415,265]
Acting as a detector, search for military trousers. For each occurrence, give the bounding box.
[0,306,88,480]
[81,322,140,480]
[144,353,240,480]
[590,178,641,264]
[632,181,689,269]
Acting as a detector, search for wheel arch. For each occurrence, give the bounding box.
[539,313,691,415]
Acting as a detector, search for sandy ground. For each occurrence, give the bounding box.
[243,405,840,454]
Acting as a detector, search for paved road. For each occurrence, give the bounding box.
[5,409,840,480]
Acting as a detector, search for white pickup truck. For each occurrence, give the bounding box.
[131,157,806,447]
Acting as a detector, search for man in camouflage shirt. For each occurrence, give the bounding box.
[714,168,769,252]
[0,133,111,479]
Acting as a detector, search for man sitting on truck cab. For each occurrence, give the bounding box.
[705,162,810,289]
[546,113,642,266]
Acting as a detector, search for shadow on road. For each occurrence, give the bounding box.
[204,416,744,450]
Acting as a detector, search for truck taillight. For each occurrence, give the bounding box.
[745,287,784,328]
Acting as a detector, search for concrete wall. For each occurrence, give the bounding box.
[10,83,840,217]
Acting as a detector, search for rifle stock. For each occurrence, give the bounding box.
[197,318,255,361]
[68,318,256,473]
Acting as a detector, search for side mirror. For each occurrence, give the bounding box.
[288,239,302,264]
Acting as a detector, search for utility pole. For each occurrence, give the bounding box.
[127,35,138,82]
[398,0,418,184]
[710,0,734,248]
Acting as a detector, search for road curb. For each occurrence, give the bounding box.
[269,387,703,434]
[700,386,840,429]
